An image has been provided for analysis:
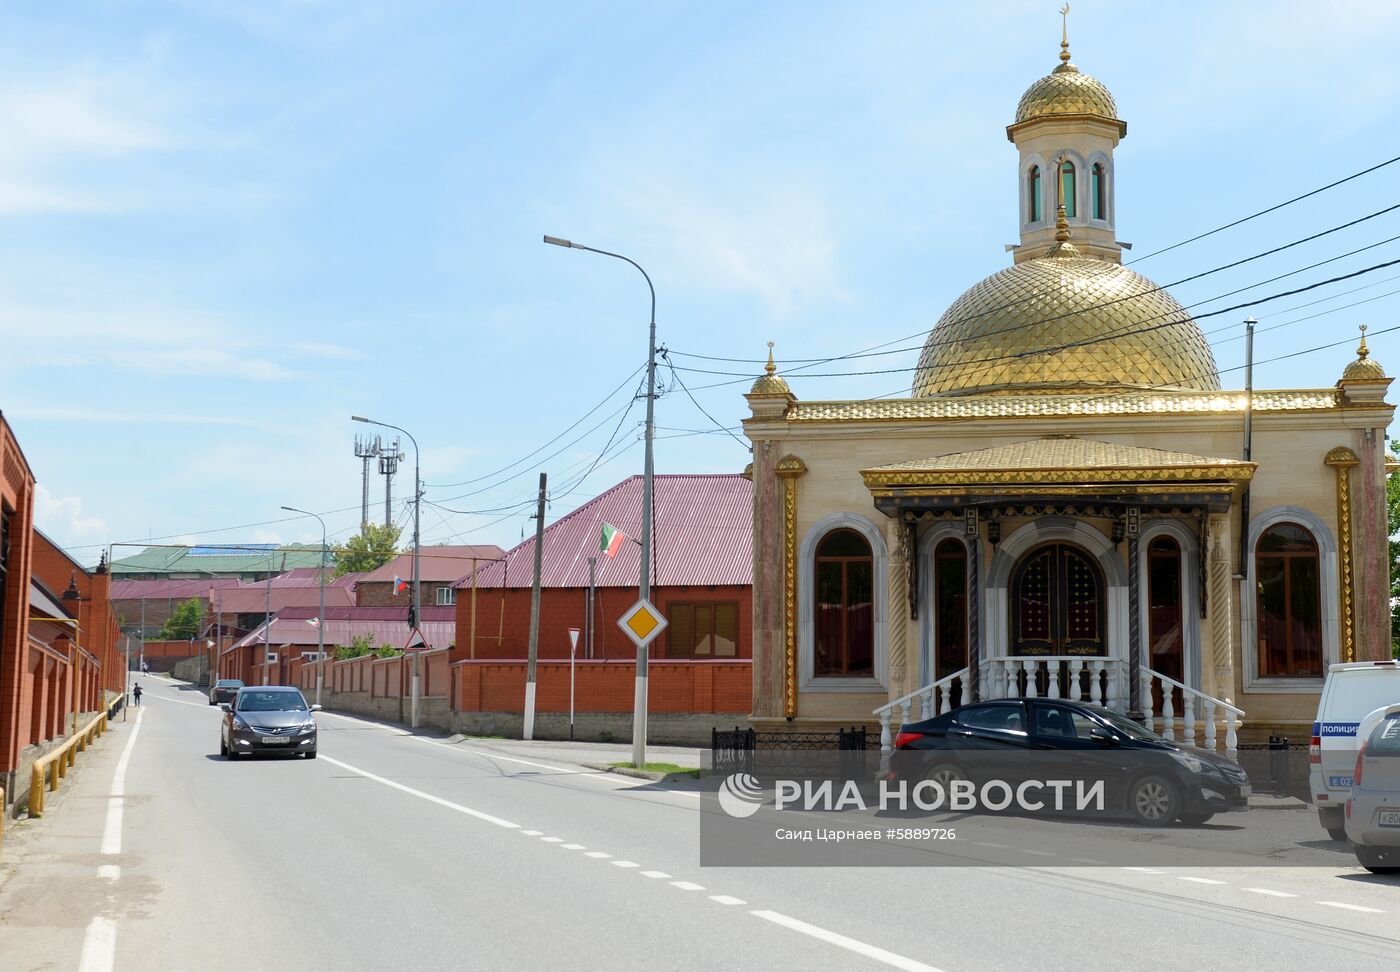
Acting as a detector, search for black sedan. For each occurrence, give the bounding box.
[209,678,245,706]
[889,698,1250,825]
[220,686,320,759]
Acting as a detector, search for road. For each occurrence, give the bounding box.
[2,675,1399,971]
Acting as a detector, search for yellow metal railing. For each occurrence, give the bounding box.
[28,706,111,817]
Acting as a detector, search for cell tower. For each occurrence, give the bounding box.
[378,436,405,528]
[353,435,382,530]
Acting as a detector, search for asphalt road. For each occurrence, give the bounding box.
[2,675,1399,971]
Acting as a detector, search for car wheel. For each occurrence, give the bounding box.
[306,751,317,760]
[1178,811,1214,826]
[219,737,227,757]
[1128,775,1180,825]
[1327,827,1348,842]
[925,762,964,793]
[1355,846,1400,874]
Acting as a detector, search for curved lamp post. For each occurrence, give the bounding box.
[282,506,327,705]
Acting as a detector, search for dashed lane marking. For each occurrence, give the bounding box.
[611,861,640,868]
[750,910,946,972]
[1178,877,1227,885]
[710,895,748,906]
[1243,888,1298,898]
[640,870,671,879]
[540,836,564,843]
[670,881,706,891]
[561,843,586,850]
[585,851,612,859]
[1317,901,1385,914]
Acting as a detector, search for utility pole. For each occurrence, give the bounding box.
[542,234,657,768]
[523,473,547,741]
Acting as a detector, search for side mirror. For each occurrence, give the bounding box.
[220,703,232,713]
[1088,726,1119,746]
[310,704,322,712]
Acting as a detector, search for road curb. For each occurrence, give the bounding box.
[581,762,700,782]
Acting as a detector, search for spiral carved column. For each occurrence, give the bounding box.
[775,456,807,719]
[1206,515,1235,703]
[1325,446,1360,663]
[886,519,910,699]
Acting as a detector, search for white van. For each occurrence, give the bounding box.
[1311,661,1400,839]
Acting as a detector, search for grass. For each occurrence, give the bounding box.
[609,761,701,778]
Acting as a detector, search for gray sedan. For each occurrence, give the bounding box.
[1345,704,1400,874]
[220,686,321,759]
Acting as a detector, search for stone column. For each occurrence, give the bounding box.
[775,456,807,719]
[1206,514,1235,703]
[748,442,786,721]
[965,510,982,702]
[886,517,910,700]
[1127,532,1142,715]
[1325,447,1360,663]
[1355,435,1389,661]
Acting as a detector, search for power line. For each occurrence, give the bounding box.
[660,347,750,451]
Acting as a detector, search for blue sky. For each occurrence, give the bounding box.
[4,0,1400,563]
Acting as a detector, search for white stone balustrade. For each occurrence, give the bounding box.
[1140,667,1242,757]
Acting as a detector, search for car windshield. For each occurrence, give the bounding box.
[216,680,243,687]
[237,691,307,712]
[1084,706,1161,743]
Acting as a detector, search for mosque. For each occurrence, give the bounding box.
[742,21,1394,751]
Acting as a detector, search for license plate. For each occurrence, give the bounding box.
[1379,809,1400,827]
[1239,784,1251,797]
[260,736,290,745]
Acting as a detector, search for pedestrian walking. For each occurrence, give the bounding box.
[133,683,143,707]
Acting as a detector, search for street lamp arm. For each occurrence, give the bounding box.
[541,236,655,322]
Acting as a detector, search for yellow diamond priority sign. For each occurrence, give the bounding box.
[618,597,668,649]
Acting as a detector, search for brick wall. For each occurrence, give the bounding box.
[357,581,458,609]
[452,584,752,662]
[1,416,36,803]
[453,659,751,714]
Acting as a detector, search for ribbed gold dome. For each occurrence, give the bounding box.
[913,256,1221,397]
[749,341,792,396]
[1015,62,1119,124]
[1341,326,1386,380]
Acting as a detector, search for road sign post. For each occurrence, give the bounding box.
[617,599,668,767]
[568,627,580,741]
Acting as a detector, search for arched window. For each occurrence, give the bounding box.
[1147,536,1184,712]
[814,529,874,677]
[1256,524,1323,676]
[1027,166,1041,223]
[934,539,967,682]
[1059,160,1077,218]
[1091,162,1106,220]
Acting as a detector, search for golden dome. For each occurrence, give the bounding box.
[749,341,792,396]
[913,253,1221,397]
[1015,62,1120,125]
[1341,325,1386,380]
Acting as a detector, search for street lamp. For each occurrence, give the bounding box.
[351,416,421,631]
[282,505,327,705]
[544,234,657,769]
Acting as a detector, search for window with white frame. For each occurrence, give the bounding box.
[435,587,456,606]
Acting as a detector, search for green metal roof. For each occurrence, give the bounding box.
[111,544,330,577]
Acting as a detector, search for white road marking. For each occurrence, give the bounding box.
[670,881,706,891]
[972,841,1008,849]
[710,895,747,906]
[540,836,564,843]
[77,916,117,972]
[750,910,946,972]
[585,851,612,859]
[96,865,121,881]
[1178,877,1227,885]
[101,708,145,855]
[1122,867,1164,874]
[561,843,585,850]
[639,870,671,879]
[1244,888,1298,898]
[1317,901,1385,913]
[1019,849,1057,858]
[611,860,640,868]
[521,830,543,836]
[318,755,520,829]
[1069,858,1108,865]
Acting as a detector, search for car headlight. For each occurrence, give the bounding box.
[1169,751,1205,774]
[297,722,316,735]
[232,716,251,731]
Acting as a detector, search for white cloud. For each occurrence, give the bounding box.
[34,484,109,541]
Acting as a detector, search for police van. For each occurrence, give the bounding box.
[1311,661,1400,839]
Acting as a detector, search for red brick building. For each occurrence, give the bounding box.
[356,545,503,609]
[454,474,752,663]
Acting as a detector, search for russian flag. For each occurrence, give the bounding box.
[393,576,408,595]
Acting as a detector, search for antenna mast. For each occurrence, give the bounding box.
[353,435,381,530]
[379,436,405,529]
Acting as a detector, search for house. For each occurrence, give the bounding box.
[741,29,1395,751]
[110,577,243,639]
[355,545,503,609]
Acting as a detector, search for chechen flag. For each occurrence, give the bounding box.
[600,522,627,559]
[306,618,320,628]
[393,576,408,595]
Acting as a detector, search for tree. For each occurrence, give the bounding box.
[333,524,401,576]
[333,633,404,660]
[1388,440,1400,656]
[159,597,203,641]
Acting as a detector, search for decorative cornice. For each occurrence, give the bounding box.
[775,455,808,479]
[1324,446,1360,468]
[861,464,1254,489]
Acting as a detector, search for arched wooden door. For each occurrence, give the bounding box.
[1010,543,1106,657]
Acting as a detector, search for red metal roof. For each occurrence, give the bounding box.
[232,605,454,652]
[110,578,243,601]
[460,474,751,590]
[359,545,505,584]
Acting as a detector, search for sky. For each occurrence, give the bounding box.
[4,0,1400,565]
